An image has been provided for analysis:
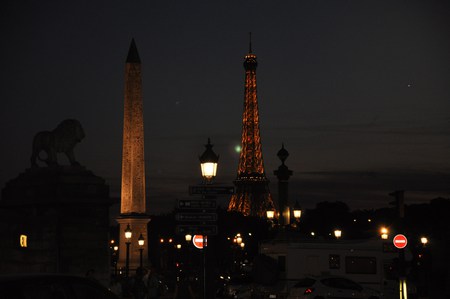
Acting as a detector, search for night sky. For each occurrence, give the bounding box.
[1,0,449,214]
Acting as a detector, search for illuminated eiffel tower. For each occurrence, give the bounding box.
[228,37,275,217]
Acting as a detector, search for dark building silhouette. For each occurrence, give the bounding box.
[0,163,112,282]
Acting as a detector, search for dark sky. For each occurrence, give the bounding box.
[1,0,449,214]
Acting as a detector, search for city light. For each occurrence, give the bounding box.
[420,237,428,245]
[334,230,342,239]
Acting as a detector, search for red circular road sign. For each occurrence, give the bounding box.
[193,235,206,249]
[393,234,408,249]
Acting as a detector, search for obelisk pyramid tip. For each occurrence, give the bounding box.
[126,38,141,63]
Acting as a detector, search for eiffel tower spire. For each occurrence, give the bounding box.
[228,40,275,217]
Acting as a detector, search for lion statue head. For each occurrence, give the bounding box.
[30,119,85,167]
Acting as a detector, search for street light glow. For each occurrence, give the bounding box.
[421,237,428,245]
[138,234,145,246]
[334,229,342,239]
[124,224,132,240]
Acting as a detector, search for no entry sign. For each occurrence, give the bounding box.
[393,234,408,249]
[193,235,207,249]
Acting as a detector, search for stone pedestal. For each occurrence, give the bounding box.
[0,166,113,283]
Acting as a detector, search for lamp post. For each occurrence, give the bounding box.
[380,227,389,240]
[138,233,145,268]
[199,138,219,184]
[113,245,119,276]
[124,224,132,278]
[198,138,219,299]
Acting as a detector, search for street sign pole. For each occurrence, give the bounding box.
[202,235,207,299]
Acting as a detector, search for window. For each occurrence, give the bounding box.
[329,254,340,269]
[345,256,377,274]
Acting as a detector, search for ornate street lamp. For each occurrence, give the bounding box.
[199,138,219,183]
[124,224,132,277]
[138,233,145,268]
[293,201,302,221]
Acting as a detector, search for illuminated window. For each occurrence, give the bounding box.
[20,235,28,248]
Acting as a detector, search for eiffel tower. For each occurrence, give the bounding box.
[228,37,275,217]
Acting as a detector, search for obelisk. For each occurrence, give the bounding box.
[117,39,150,273]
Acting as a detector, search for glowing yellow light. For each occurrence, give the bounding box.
[201,162,217,179]
[20,235,28,248]
[234,145,241,153]
[334,230,342,239]
[420,237,428,245]
[124,224,132,240]
[266,210,275,219]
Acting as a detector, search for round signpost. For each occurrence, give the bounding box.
[193,235,204,249]
[393,234,408,249]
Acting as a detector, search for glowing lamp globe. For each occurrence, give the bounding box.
[334,229,342,239]
[124,224,132,240]
[138,234,145,246]
[199,138,219,181]
[266,210,275,220]
[293,201,302,220]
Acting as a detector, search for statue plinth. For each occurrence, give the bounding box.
[0,166,113,282]
[1,166,109,205]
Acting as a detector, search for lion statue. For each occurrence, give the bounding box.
[30,119,85,167]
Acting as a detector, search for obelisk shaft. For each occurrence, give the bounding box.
[121,39,146,214]
[117,39,150,273]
